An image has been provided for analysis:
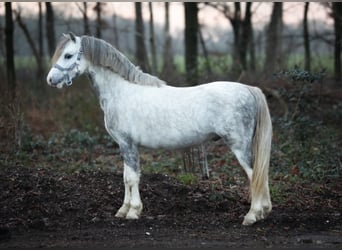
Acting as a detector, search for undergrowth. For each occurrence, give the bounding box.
[2,111,339,184]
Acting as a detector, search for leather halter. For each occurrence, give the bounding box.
[52,48,83,86]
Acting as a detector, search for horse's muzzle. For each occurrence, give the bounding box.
[47,70,73,88]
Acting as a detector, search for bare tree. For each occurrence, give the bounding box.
[148,2,157,74]
[161,2,175,78]
[332,3,342,81]
[206,3,239,65]
[76,2,90,35]
[249,20,256,72]
[45,2,56,58]
[5,2,16,100]
[321,2,342,82]
[94,2,103,38]
[16,10,44,82]
[239,2,253,71]
[303,2,311,72]
[113,10,119,49]
[38,3,44,60]
[135,2,150,73]
[184,2,198,84]
[264,2,283,75]
[206,3,254,75]
[231,2,241,72]
[38,2,45,83]
[198,25,212,77]
[0,17,5,78]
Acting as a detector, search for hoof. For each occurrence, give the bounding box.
[115,211,127,218]
[115,204,130,218]
[126,205,142,219]
[126,212,140,220]
[242,205,272,226]
[242,214,256,226]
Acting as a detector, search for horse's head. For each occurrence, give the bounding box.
[46,32,86,88]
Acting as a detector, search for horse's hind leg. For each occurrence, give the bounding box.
[232,146,253,183]
[223,135,253,183]
[115,143,143,219]
[232,142,272,225]
[229,141,271,225]
[223,132,271,225]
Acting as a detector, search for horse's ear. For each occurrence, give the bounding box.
[63,32,76,43]
[68,32,76,43]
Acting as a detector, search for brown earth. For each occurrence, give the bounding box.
[0,165,341,248]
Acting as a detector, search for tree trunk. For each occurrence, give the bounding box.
[264,2,283,75]
[135,2,150,73]
[161,2,174,78]
[38,3,45,82]
[231,2,241,73]
[38,3,44,59]
[94,2,102,38]
[5,2,16,101]
[83,3,90,35]
[249,21,256,72]
[148,2,157,74]
[45,2,56,58]
[206,3,255,75]
[0,19,5,78]
[184,2,198,85]
[239,2,252,71]
[113,10,119,49]
[198,26,212,77]
[303,2,311,72]
[16,11,44,83]
[332,2,342,82]
[75,3,90,35]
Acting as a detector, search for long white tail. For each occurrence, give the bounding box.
[243,86,272,225]
[250,87,272,201]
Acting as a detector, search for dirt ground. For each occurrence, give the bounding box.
[0,165,341,248]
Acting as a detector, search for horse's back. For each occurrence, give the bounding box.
[161,81,253,105]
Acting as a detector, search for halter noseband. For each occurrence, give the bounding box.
[53,48,83,86]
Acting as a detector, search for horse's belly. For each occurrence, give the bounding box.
[136,129,213,150]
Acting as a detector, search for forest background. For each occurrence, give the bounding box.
[1,2,340,137]
[0,2,341,248]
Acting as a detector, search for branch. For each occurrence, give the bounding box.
[14,10,40,65]
[205,2,233,21]
[75,3,85,15]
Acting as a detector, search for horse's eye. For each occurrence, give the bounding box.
[64,53,73,60]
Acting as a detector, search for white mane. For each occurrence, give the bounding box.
[81,36,166,87]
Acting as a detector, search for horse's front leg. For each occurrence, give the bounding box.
[115,144,143,219]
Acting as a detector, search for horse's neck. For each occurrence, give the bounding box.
[87,65,126,110]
